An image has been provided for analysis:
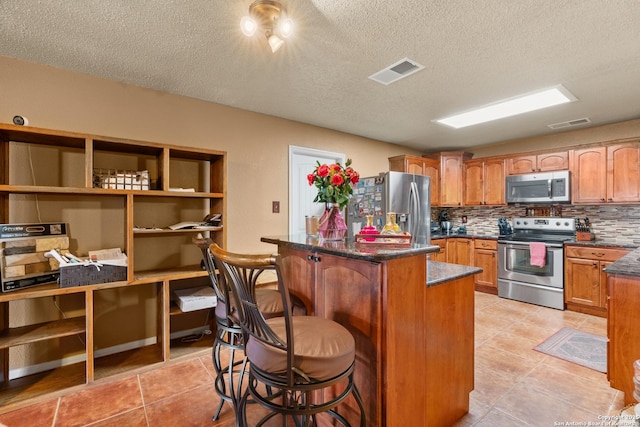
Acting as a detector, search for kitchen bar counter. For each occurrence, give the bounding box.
[263,234,478,427]
[603,247,640,276]
[261,233,440,261]
[603,247,640,405]
[427,260,482,286]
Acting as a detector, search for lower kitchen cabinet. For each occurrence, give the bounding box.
[446,238,472,265]
[564,245,629,317]
[607,273,640,405]
[429,238,447,262]
[472,239,498,294]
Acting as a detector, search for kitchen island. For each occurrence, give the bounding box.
[603,248,640,405]
[261,234,481,427]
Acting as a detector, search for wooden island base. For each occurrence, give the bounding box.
[265,236,479,427]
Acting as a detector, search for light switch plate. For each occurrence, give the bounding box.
[272,201,280,213]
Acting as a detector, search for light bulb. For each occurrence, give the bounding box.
[267,34,284,53]
[240,15,257,36]
[278,18,293,38]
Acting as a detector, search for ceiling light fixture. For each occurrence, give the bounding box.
[241,0,293,53]
[435,85,578,129]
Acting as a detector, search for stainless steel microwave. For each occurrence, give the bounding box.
[506,171,571,203]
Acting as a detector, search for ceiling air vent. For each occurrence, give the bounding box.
[368,57,425,85]
[548,117,591,130]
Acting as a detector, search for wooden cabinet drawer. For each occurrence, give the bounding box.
[473,239,497,250]
[431,239,446,250]
[565,246,629,262]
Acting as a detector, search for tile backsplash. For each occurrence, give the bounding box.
[434,204,640,245]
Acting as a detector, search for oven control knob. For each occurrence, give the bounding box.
[564,221,570,226]
[523,221,528,225]
[556,221,561,226]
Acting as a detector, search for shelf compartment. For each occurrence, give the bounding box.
[169,334,214,360]
[0,361,87,409]
[6,141,85,188]
[4,193,126,258]
[93,344,163,381]
[133,196,211,231]
[0,316,86,350]
[93,143,161,191]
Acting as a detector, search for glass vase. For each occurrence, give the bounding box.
[318,203,347,240]
[381,212,401,235]
[360,214,379,241]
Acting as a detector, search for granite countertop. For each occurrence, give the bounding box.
[564,238,639,249]
[603,247,640,277]
[430,233,500,240]
[261,234,439,261]
[426,261,482,287]
[431,233,640,250]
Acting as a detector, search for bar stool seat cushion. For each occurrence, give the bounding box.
[246,316,355,381]
[255,288,284,317]
[216,288,283,320]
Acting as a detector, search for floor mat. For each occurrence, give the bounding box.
[534,327,607,373]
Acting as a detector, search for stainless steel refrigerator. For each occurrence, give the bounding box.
[347,171,431,244]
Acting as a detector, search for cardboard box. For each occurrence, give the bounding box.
[173,286,217,312]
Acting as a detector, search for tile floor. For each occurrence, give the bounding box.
[0,292,632,426]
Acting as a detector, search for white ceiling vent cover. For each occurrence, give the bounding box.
[369,57,425,85]
[548,117,592,130]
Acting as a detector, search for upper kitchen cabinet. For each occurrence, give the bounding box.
[571,142,640,204]
[388,155,440,206]
[506,151,569,175]
[424,152,472,207]
[463,158,506,206]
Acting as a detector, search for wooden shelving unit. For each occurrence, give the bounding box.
[0,123,226,412]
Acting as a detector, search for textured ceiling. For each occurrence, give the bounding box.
[1,0,640,152]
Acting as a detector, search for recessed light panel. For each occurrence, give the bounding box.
[435,85,577,129]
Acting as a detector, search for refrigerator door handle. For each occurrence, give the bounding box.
[410,181,420,239]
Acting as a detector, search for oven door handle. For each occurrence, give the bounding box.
[499,241,564,249]
[548,179,553,199]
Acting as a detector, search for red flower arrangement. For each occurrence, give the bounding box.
[307,159,359,210]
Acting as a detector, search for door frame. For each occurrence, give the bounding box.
[289,146,346,235]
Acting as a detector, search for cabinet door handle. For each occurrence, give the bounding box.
[307,255,321,262]
[592,262,598,268]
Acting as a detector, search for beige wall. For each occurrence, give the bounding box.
[470,118,640,158]
[0,55,421,253]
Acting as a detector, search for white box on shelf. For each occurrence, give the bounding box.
[173,286,217,312]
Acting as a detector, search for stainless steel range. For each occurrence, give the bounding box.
[497,217,576,310]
